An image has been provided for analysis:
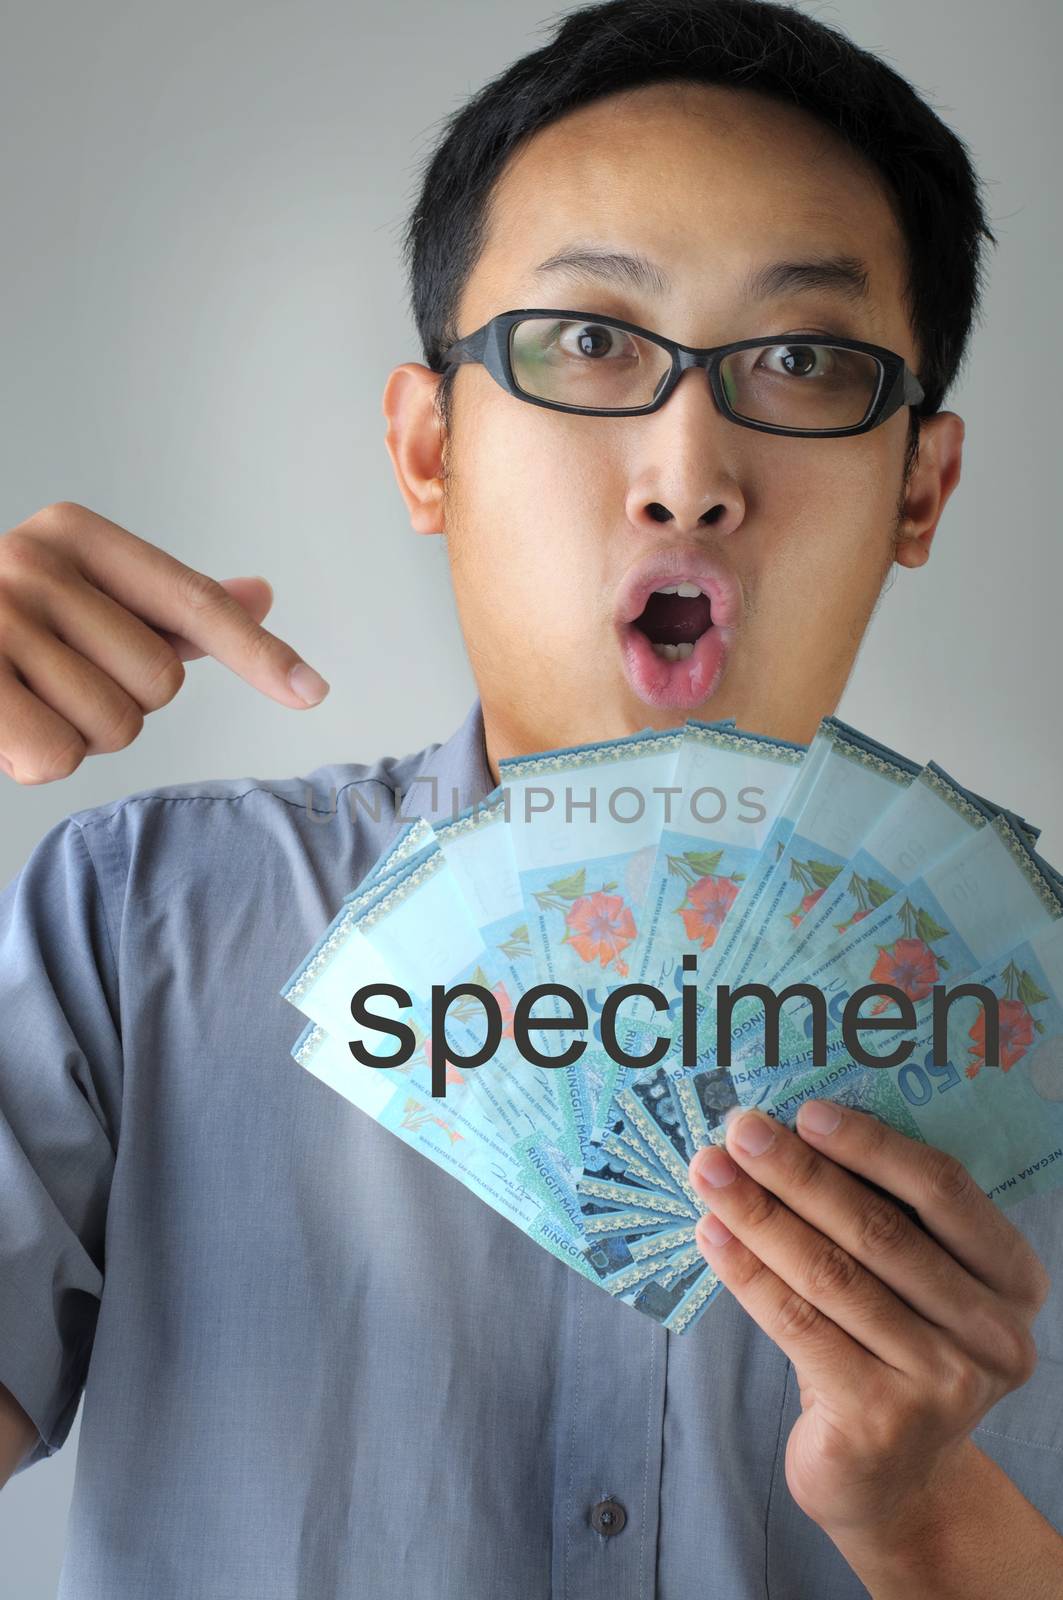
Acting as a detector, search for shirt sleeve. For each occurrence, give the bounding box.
[0,813,123,1473]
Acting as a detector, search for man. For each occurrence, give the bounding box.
[2,1,1061,1595]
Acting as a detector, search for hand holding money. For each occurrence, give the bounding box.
[689,1101,1060,1586]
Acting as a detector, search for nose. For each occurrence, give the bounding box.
[624,366,746,539]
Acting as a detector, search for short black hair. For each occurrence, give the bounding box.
[400,0,997,480]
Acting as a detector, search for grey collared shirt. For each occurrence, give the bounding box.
[3,697,1062,1598]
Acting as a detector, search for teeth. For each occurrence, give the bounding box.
[652,581,704,598]
[650,640,696,662]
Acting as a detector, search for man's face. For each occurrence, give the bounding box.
[384,81,964,764]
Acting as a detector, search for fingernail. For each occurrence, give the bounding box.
[289,662,330,705]
[798,1099,842,1136]
[697,1212,733,1247]
[694,1147,738,1188]
[728,1109,777,1156]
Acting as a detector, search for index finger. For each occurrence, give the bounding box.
[792,1099,1050,1310]
[48,504,329,708]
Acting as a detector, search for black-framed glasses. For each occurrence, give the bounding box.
[439,309,925,438]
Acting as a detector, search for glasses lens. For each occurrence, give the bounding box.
[719,343,882,430]
[508,320,884,428]
[509,318,673,411]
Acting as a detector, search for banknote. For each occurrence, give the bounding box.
[499,723,688,1153]
[290,1018,598,1277]
[716,718,923,992]
[282,837,513,1094]
[678,809,1063,1111]
[589,719,806,1117]
[499,723,687,1008]
[759,913,1063,1209]
[598,719,901,1098]
[767,761,1042,985]
[682,717,837,991]
[422,795,570,1148]
[280,711,1063,1336]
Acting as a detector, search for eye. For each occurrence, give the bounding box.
[757,342,839,380]
[555,321,638,360]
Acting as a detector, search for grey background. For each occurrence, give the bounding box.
[1,0,1059,1589]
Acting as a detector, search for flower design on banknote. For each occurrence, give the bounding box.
[865,897,952,1015]
[382,1018,428,1080]
[667,849,744,951]
[832,870,895,935]
[534,869,638,977]
[562,890,637,977]
[491,980,517,1041]
[834,906,871,936]
[429,965,515,1068]
[447,965,494,1026]
[680,873,740,949]
[967,999,1034,1078]
[419,1035,469,1089]
[966,960,1049,1079]
[497,923,532,963]
[788,887,825,927]
[784,855,842,928]
[398,1096,465,1144]
[869,936,940,1011]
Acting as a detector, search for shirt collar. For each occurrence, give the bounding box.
[401,696,495,826]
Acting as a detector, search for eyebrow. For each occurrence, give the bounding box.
[530,245,872,307]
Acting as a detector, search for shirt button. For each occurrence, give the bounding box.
[590,1498,627,1536]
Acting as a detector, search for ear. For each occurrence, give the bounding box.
[381,363,448,535]
[893,411,965,569]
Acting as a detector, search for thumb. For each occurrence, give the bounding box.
[155,576,275,661]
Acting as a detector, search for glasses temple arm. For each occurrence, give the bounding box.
[904,368,925,406]
[439,325,489,371]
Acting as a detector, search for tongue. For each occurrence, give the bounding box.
[633,591,713,646]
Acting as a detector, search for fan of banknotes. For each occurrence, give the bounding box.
[280,716,1063,1337]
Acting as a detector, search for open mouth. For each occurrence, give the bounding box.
[615,557,736,711]
[630,581,714,660]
